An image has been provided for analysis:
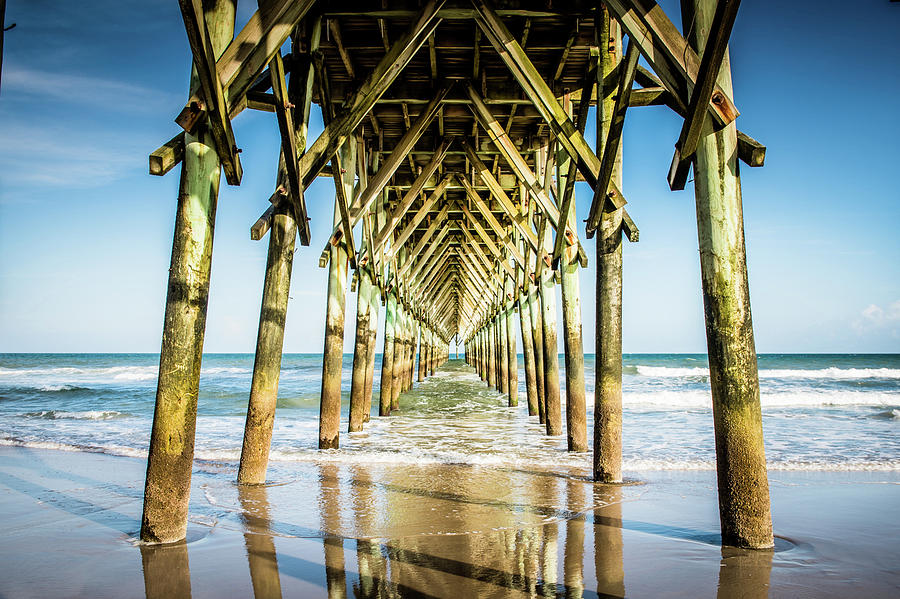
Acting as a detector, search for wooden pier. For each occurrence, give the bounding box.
[143,0,772,549]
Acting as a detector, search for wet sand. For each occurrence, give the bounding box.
[0,445,898,598]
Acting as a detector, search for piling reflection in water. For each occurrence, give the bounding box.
[239,484,284,599]
[717,544,773,599]
[593,484,626,599]
[319,464,348,599]
[140,539,192,599]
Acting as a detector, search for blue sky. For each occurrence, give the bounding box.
[0,0,898,353]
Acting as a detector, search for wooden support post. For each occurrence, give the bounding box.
[238,199,297,484]
[557,130,588,452]
[518,249,539,415]
[141,0,235,545]
[529,276,546,424]
[539,222,562,436]
[594,8,625,483]
[318,140,356,449]
[498,306,509,395]
[379,290,397,416]
[417,323,426,382]
[504,275,518,407]
[683,0,772,549]
[238,19,318,485]
[487,316,497,388]
[349,265,376,432]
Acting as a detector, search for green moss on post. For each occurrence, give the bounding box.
[499,309,509,395]
[238,202,296,484]
[379,291,397,416]
[319,140,356,450]
[140,0,235,544]
[594,8,625,482]
[540,228,562,436]
[349,266,375,432]
[683,0,773,550]
[529,284,546,424]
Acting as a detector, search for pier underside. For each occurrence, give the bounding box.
[143,0,773,551]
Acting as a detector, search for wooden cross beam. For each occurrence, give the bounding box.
[389,175,454,252]
[314,53,356,267]
[552,62,595,269]
[398,206,452,279]
[176,0,242,185]
[368,140,454,254]
[320,89,452,255]
[149,133,184,176]
[216,0,318,116]
[457,178,526,267]
[668,0,742,191]
[465,83,587,267]
[459,225,507,286]
[409,233,454,286]
[459,138,539,251]
[269,52,305,226]
[604,0,738,128]
[459,204,519,279]
[298,1,445,187]
[469,0,626,210]
[585,39,639,237]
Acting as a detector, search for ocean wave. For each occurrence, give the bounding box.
[872,409,900,420]
[20,410,130,420]
[615,390,900,409]
[0,364,250,387]
[3,438,896,472]
[633,365,900,380]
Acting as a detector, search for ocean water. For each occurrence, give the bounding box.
[0,353,898,472]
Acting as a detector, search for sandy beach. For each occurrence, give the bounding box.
[1,445,897,598]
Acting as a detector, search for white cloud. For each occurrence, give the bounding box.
[854,299,900,337]
[2,66,180,114]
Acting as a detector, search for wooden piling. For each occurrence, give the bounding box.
[518,287,539,416]
[594,9,625,482]
[529,283,546,423]
[417,321,426,382]
[539,227,562,436]
[505,275,518,407]
[557,124,588,453]
[390,303,404,410]
[141,0,235,544]
[349,265,376,432]
[379,290,397,416]
[499,309,509,395]
[319,140,356,450]
[487,317,497,388]
[683,0,773,549]
[238,201,297,482]
[238,17,319,484]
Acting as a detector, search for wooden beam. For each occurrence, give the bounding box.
[458,179,526,268]
[604,0,739,128]
[585,39,639,236]
[217,0,318,115]
[390,175,453,252]
[398,205,451,278]
[668,0,742,191]
[553,25,578,82]
[459,203,518,279]
[176,0,242,185]
[297,0,445,189]
[270,51,303,225]
[470,0,625,209]
[325,116,451,257]
[149,132,185,176]
[328,18,356,80]
[314,52,357,268]
[465,83,586,266]
[459,138,539,251]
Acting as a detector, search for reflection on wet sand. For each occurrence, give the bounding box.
[564,478,585,599]
[140,540,191,599]
[320,464,348,599]
[239,484,284,599]
[593,484,625,599]
[717,544,773,599]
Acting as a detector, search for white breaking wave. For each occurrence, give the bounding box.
[634,365,900,380]
[615,390,900,409]
[21,410,128,420]
[0,364,250,387]
[2,438,898,472]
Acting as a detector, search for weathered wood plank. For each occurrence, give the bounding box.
[149,133,185,176]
